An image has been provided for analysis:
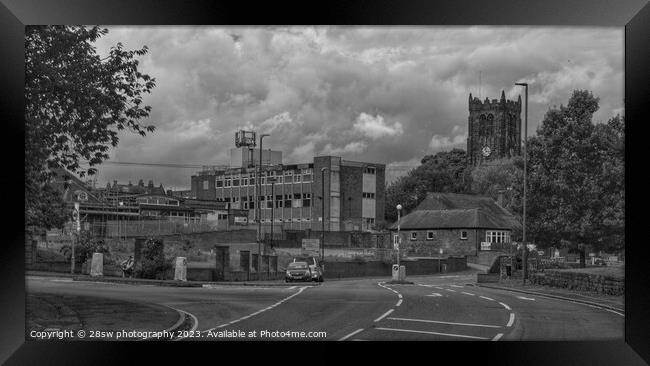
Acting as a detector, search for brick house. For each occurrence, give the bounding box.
[389,192,520,257]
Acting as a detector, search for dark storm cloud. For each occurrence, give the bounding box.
[89,26,622,188]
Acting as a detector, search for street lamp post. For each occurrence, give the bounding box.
[320,168,328,264]
[396,204,402,272]
[268,177,277,250]
[439,248,443,273]
[258,133,269,272]
[515,82,528,285]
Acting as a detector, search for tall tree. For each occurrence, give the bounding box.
[470,156,524,218]
[525,90,624,266]
[385,148,471,222]
[25,26,156,230]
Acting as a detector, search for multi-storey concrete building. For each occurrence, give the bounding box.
[191,155,386,232]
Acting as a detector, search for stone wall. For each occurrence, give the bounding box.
[528,269,624,296]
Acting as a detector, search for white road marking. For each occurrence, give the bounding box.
[376,327,490,340]
[339,328,364,341]
[461,292,475,296]
[492,333,504,341]
[434,287,444,290]
[605,309,625,317]
[507,313,515,327]
[516,296,536,301]
[288,286,296,290]
[396,299,403,306]
[167,308,199,341]
[445,289,456,292]
[426,293,443,297]
[374,309,394,322]
[398,294,403,299]
[387,317,502,328]
[351,339,368,341]
[50,279,73,282]
[480,296,495,301]
[498,302,512,311]
[450,285,464,288]
[202,286,308,333]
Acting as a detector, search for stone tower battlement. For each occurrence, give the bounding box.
[467,90,522,165]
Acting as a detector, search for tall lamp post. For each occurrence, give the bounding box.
[257,133,270,270]
[515,82,528,284]
[268,177,277,249]
[396,204,402,271]
[320,168,328,264]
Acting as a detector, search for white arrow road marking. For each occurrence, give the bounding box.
[426,293,443,297]
[339,328,364,341]
[516,296,536,301]
[387,317,503,328]
[376,327,490,340]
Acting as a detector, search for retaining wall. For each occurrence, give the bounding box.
[528,269,624,296]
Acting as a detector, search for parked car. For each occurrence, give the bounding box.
[309,263,324,282]
[285,261,312,282]
[593,257,607,266]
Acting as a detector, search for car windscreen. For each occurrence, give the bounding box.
[288,262,308,269]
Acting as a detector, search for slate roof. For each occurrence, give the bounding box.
[390,192,521,230]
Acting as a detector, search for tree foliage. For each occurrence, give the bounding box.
[385,149,471,222]
[25,26,156,230]
[525,90,624,258]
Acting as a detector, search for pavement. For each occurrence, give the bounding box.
[24,269,624,341]
[475,280,624,312]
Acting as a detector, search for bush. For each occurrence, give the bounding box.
[59,232,110,264]
[136,237,172,279]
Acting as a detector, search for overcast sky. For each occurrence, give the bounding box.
[88,26,623,190]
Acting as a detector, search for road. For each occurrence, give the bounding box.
[26,271,623,341]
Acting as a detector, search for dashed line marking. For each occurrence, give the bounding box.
[492,333,504,341]
[461,291,475,296]
[498,302,512,311]
[202,286,308,333]
[426,293,443,297]
[507,313,515,327]
[376,327,490,340]
[397,294,403,299]
[375,309,395,322]
[387,317,502,328]
[339,328,364,341]
[396,299,403,307]
[445,289,457,292]
[434,287,444,290]
[480,296,495,301]
[450,285,464,288]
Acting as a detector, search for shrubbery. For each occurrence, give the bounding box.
[136,237,172,279]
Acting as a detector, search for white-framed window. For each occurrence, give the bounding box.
[294,175,302,183]
[216,180,223,188]
[460,231,468,240]
[410,232,417,240]
[242,178,248,186]
[485,230,510,243]
[426,231,434,240]
[393,234,399,246]
[224,179,231,187]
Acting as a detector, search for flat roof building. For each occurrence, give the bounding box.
[191,155,386,232]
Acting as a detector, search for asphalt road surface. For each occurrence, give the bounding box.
[26,271,623,341]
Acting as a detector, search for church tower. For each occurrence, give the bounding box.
[467,90,522,165]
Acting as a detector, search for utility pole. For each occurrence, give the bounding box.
[515,82,529,285]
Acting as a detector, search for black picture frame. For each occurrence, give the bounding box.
[2,0,648,364]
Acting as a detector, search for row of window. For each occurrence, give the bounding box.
[364,167,376,174]
[362,192,376,199]
[215,173,314,188]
